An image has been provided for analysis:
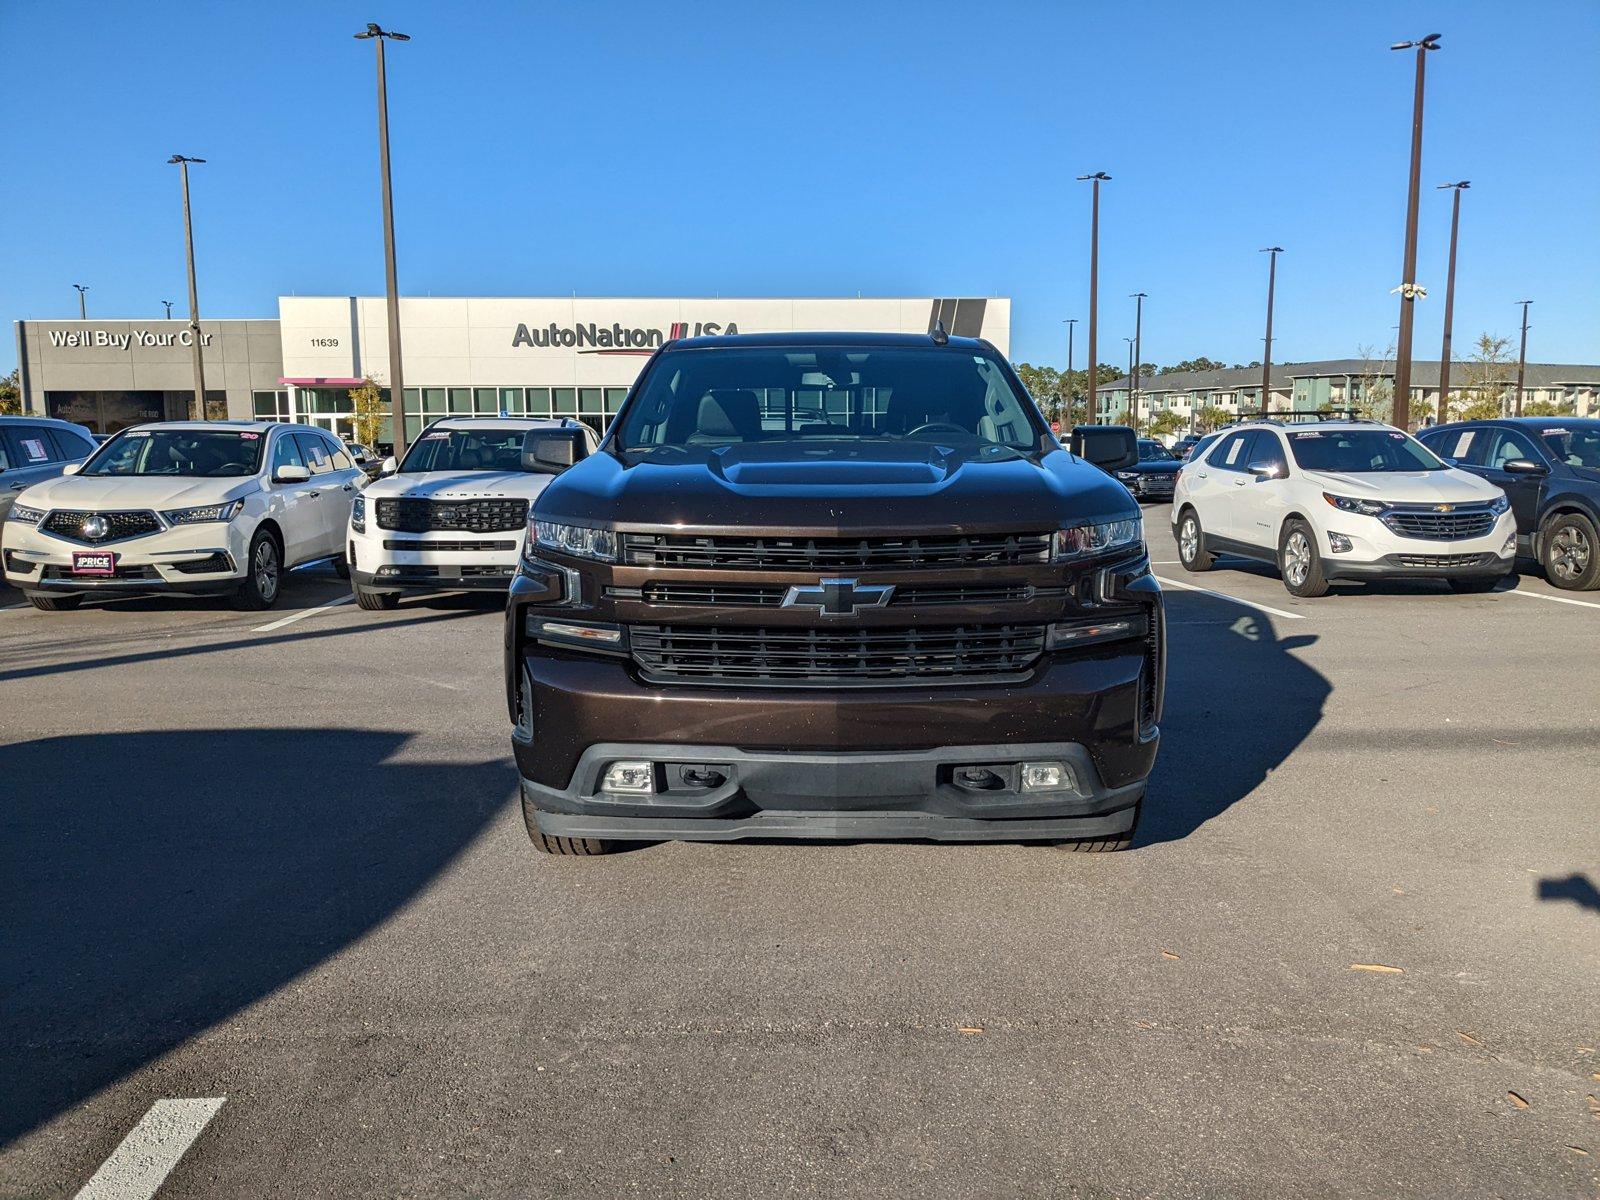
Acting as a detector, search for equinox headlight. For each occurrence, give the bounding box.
[534,519,617,562]
[162,499,245,524]
[1052,516,1143,561]
[1486,494,1510,515]
[1322,493,1386,517]
[351,495,366,534]
[8,503,44,524]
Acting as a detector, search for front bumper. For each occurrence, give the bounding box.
[3,519,248,596]
[348,528,522,592]
[1319,511,1516,582]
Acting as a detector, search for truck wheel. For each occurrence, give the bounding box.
[354,585,400,611]
[1278,519,1329,598]
[1061,802,1140,853]
[26,593,83,612]
[1175,508,1215,572]
[1540,511,1600,590]
[230,530,282,611]
[522,805,615,856]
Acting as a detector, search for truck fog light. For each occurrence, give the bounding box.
[601,761,655,795]
[1021,762,1071,792]
[1328,532,1353,554]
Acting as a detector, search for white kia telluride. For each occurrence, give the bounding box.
[347,417,596,610]
[1171,418,1515,597]
[2,421,363,611]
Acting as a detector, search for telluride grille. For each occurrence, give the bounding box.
[622,532,1052,570]
[41,510,161,543]
[630,623,1046,685]
[633,581,1036,607]
[1381,507,1495,541]
[375,498,528,534]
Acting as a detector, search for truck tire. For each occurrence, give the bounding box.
[1175,508,1215,572]
[1540,511,1600,590]
[1060,802,1140,853]
[26,593,83,612]
[1278,518,1329,598]
[354,585,400,611]
[229,529,282,611]
[522,805,615,856]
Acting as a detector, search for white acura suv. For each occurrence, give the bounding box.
[347,417,595,610]
[2,421,362,611]
[1171,418,1515,597]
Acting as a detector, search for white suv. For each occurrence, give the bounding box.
[2,421,362,611]
[347,417,596,610]
[1171,419,1515,597]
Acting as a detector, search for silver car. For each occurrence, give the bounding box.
[1,416,99,522]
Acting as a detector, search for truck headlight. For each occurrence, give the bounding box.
[8,504,44,524]
[1052,516,1142,561]
[351,495,366,534]
[162,499,245,524]
[1322,493,1386,517]
[534,519,617,562]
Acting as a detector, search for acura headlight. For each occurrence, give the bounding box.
[534,519,617,562]
[8,503,44,524]
[1486,494,1510,515]
[351,495,366,534]
[1322,493,1386,517]
[1052,516,1143,561]
[162,499,245,524]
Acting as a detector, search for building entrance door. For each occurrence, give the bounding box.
[306,414,356,443]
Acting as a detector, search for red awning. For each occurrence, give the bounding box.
[279,376,367,387]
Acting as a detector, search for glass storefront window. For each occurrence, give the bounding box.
[422,388,446,413]
[527,388,551,415]
[604,387,629,413]
[449,387,472,413]
[474,387,498,414]
[500,387,524,412]
[579,387,602,414]
[552,388,576,414]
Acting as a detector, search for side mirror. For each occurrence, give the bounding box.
[379,456,398,476]
[1247,461,1282,480]
[61,462,83,476]
[1069,424,1138,473]
[522,432,578,473]
[273,464,311,484]
[1502,458,1547,476]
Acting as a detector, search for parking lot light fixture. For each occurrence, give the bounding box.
[168,155,208,421]
[355,23,411,456]
[1260,248,1282,417]
[1435,182,1470,423]
[1077,172,1111,424]
[72,283,88,319]
[162,300,174,319]
[1124,337,1136,425]
[1130,293,1146,428]
[1515,300,1532,417]
[1063,318,1077,425]
[1389,33,1442,430]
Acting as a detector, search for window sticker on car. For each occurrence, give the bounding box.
[1225,438,1244,464]
[1545,428,1568,435]
[1451,431,1475,457]
[1389,432,1404,439]
[1290,431,1322,439]
[240,431,260,440]
[21,438,48,462]
[126,430,150,436]
[423,431,450,441]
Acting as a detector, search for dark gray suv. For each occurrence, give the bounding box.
[0,416,99,523]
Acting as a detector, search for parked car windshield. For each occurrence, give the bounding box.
[1286,428,1446,473]
[1539,421,1600,469]
[399,426,543,473]
[82,429,265,477]
[615,345,1043,451]
[1138,440,1177,462]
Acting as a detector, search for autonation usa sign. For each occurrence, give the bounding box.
[511,319,739,354]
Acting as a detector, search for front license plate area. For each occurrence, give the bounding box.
[71,550,116,576]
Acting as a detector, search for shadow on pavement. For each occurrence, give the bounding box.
[1537,873,1600,914]
[0,728,515,1146]
[1140,589,1328,846]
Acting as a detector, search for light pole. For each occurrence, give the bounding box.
[1389,33,1441,430]
[1514,300,1532,416]
[1124,337,1135,426]
[1435,181,1469,424]
[162,300,174,319]
[1077,172,1111,424]
[1260,247,1282,416]
[72,284,88,319]
[1063,318,1077,425]
[1130,292,1146,429]
[168,155,208,420]
[356,22,411,456]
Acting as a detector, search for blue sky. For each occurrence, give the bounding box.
[2,0,1596,374]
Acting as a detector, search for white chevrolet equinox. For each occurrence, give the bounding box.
[347,417,595,610]
[2,421,362,611]
[1171,418,1515,597]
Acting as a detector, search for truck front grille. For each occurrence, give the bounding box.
[376,498,528,534]
[631,581,1036,607]
[382,538,518,552]
[41,510,161,543]
[629,623,1046,686]
[1381,506,1495,541]
[621,532,1052,570]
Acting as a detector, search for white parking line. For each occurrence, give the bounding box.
[1500,587,1600,611]
[253,593,354,633]
[75,1098,225,1200]
[1154,575,1306,620]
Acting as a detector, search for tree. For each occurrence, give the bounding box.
[349,378,386,448]
[1159,357,1226,375]
[1453,334,1515,421]
[1351,342,1396,422]
[0,368,20,416]
[1191,405,1229,433]
[1143,410,1183,440]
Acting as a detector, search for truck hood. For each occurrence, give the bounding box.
[363,469,553,501]
[17,473,256,511]
[536,441,1139,533]
[1300,467,1502,504]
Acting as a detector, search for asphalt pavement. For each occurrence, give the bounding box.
[3,509,1598,1199]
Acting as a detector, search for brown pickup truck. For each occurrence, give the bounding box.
[505,331,1163,854]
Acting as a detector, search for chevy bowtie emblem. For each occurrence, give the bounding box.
[781,578,895,616]
[81,514,109,540]
[1434,503,1454,513]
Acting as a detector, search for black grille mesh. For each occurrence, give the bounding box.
[634,581,1035,608]
[1393,553,1494,568]
[41,510,160,543]
[1382,507,1495,541]
[376,498,528,534]
[623,532,1052,570]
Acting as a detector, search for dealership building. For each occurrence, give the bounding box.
[15,296,1009,444]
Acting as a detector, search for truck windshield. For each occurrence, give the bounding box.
[83,429,264,477]
[615,346,1043,451]
[400,427,547,473]
[1287,429,1446,473]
